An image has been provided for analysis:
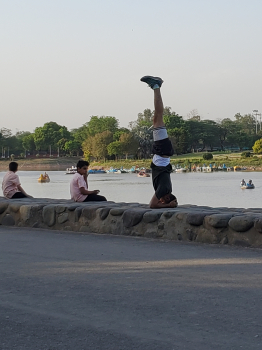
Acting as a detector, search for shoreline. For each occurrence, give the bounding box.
[0,156,262,172]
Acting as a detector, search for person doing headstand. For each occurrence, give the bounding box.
[140,76,178,209]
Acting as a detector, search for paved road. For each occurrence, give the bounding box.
[0,227,262,350]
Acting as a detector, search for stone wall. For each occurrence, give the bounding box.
[0,197,262,248]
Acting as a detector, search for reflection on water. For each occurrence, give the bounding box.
[0,170,261,208]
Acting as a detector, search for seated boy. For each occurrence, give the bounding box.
[70,160,107,202]
[140,75,178,209]
[2,162,33,199]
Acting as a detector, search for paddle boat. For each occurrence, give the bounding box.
[88,169,106,174]
[138,170,150,177]
[241,179,255,189]
[38,173,50,183]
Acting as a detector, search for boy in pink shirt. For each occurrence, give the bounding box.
[2,162,33,199]
[70,160,107,202]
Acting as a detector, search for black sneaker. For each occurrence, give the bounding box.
[140,75,163,89]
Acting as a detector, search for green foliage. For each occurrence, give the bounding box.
[107,141,122,160]
[34,122,70,151]
[253,138,262,154]
[203,153,213,160]
[241,151,251,158]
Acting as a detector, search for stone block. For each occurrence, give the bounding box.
[68,204,81,211]
[186,212,209,226]
[205,214,233,228]
[1,214,15,226]
[43,205,56,227]
[57,213,69,224]
[143,211,161,223]
[9,203,22,213]
[56,206,67,214]
[74,207,83,222]
[228,216,254,232]
[186,229,197,241]
[254,219,262,233]
[20,205,33,222]
[122,209,150,228]
[0,202,8,214]
[98,207,111,220]
[110,208,126,216]
[162,211,175,219]
[82,206,100,220]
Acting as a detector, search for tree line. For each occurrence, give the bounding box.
[1,108,262,160]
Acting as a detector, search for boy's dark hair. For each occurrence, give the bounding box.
[77,160,89,169]
[9,162,18,172]
[169,194,177,203]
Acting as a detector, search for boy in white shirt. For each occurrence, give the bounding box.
[2,162,33,199]
[70,160,107,202]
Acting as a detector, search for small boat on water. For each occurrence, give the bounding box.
[65,166,77,175]
[240,179,255,189]
[88,169,106,174]
[175,168,187,173]
[138,170,150,177]
[38,173,50,183]
[241,184,255,189]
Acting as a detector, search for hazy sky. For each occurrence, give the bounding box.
[1,0,262,133]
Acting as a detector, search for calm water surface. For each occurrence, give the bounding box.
[0,171,261,208]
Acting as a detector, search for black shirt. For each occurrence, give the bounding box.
[151,162,172,199]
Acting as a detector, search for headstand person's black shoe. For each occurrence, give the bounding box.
[140,76,163,89]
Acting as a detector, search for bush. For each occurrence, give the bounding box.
[203,153,213,160]
[241,151,251,158]
[253,138,262,154]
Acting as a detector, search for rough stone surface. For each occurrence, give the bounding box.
[186,212,209,226]
[1,197,262,247]
[228,216,254,232]
[110,208,126,216]
[254,219,262,233]
[98,207,111,220]
[57,213,69,224]
[0,202,8,214]
[123,209,150,228]
[143,211,162,223]
[8,203,22,213]
[205,214,233,228]
[1,214,15,226]
[56,206,67,214]
[42,205,56,227]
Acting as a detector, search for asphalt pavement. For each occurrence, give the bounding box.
[0,226,262,350]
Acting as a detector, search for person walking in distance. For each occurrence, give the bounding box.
[140,76,178,209]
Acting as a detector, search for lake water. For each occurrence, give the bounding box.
[0,171,261,208]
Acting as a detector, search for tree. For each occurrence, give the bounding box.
[119,132,139,159]
[64,140,81,156]
[203,153,213,160]
[137,109,153,127]
[107,141,122,160]
[34,122,71,152]
[253,138,262,154]
[22,134,36,153]
[82,131,113,161]
[86,116,119,136]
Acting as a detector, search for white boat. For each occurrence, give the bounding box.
[65,166,77,175]
[175,168,187,173]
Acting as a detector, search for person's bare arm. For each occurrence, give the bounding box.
[79,187,100,195]
[17,185,33,198]
[149,194,177,209]
[81,174,99,195]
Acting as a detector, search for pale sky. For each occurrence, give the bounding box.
[1,0,262,133]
